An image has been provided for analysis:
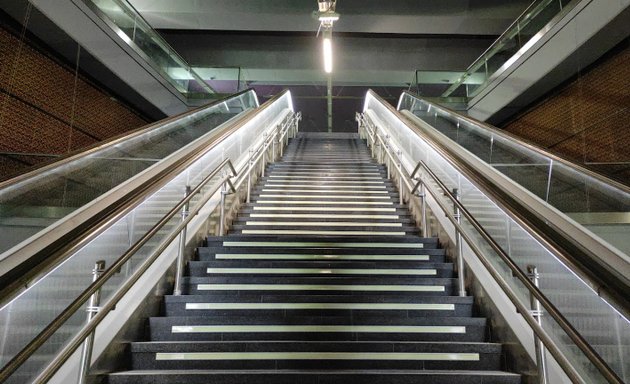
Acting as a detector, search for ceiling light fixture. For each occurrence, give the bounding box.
[323,37,333,73]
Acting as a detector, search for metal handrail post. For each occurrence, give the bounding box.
[173,185,191,295]
[261,133,267,178]
[246,149,254,203]
[272,129,277,163]
[397,150,404,205]
[453,188,466,297]
[219,175,228,236]
[416,178,429,237]
[528,265,549,384]
[77,260,106,384]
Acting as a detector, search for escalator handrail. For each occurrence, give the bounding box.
[392,93,630,318]
[373,89,630,315]
[397,92,630,310]
[78,0,215,96]
[0,90,295,382]
[400,90,630,194]
[442,0,581,97]
[0,88,255,191]
[0,90,283,306]
[359,111,617,383]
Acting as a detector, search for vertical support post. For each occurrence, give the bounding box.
[528,265,549,384]
[272,130,277,163]
[246,149,254,203]
[261,135,267,178]
[417,177,429,237]
[453,188,466,297]
[327,73,333,132]
[397,150,403,205]
[173,185,191,296]
[219,175,228,236]
[77,260,106,384]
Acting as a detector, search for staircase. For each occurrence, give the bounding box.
[108,133,521,383]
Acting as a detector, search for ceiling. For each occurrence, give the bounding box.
[125,0,531,130]
[127,0,530,87]
[128,0,531,36]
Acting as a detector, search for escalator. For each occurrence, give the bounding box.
[0,89,627,384]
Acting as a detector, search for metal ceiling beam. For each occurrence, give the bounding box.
[128,0,531,36]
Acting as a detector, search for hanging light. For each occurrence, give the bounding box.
[323,37,333,73]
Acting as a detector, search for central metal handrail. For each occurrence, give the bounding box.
[0,90,297,383]
[358,94,624,383]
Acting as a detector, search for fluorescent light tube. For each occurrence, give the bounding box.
[323,37,333,74]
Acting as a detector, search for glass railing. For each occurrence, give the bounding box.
[364,90,629,383]
[442,0,575,98]
[398,91,630,259]
[84,0,216,98]
[0,90,296,383]
[0,90,257,260]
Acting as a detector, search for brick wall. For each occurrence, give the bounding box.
[0,25,148,181]
[502,40,630,186]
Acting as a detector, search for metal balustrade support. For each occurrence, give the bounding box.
[272,129,277,163]
[453,188,466,297]
[261,133,268,178]
[247,149,254,203]
[77,260,106,384]
[528,265,549,384]
[219,174,237,236]
[397,150,404,205]
[173,185,191,296]
[357,99,626,383]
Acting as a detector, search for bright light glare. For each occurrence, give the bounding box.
[323,38,333,74]
[319,15,340,22]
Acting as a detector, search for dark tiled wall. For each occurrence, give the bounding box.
[0,26,148,181]
[502,40,630,186]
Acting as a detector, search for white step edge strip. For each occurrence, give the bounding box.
[155,352,479,361]
[270,172,381,176]
[249,214,400,219]
[171,325,466,334]
[244,222,402,227]
[263,184,387,189]
[254,201,393,205]
[196,284,445,292]
[241,230,407,236]
[252,207,397,212]
[261,189,389,194]
[205,268,437,276]
[257,195,391,200]
[222,241,425,248]
[214,254,431,261]
[184,302,455,311]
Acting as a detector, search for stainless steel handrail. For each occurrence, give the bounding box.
[0,91,296,382]
[119,0,212,94]
[359,92,625,383]
[78,0,215,96]
[396,91,630,312]
[0,88,254,191]
[399,90,630,194]
[0,158,231,383]
[442,0,579,97]
[0,90,264,307]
